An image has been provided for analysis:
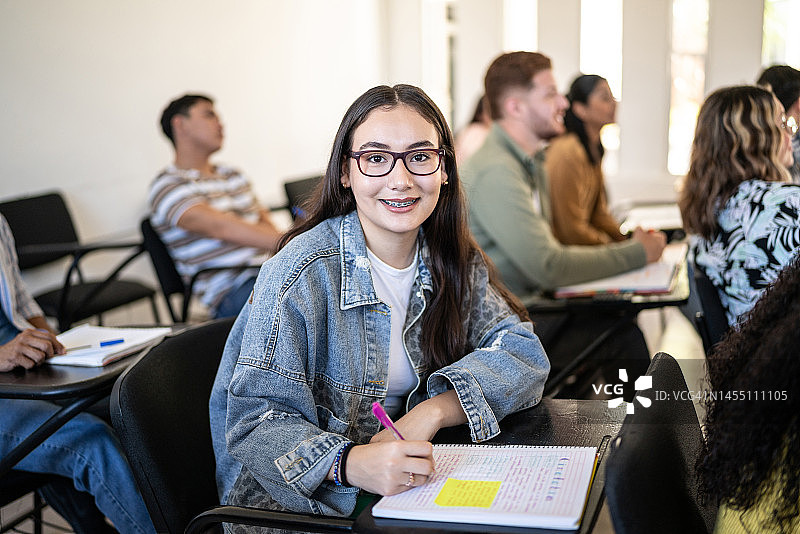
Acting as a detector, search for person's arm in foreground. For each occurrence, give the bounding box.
[470,165,662,289]
[179,203,282,252]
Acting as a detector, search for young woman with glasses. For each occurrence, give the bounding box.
[209,84,550,524]
[679,85,799,326]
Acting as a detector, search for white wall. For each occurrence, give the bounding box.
[706,0,764,92]
[0,0,773,310]
[0,0,388,298]
[0,0,384,242]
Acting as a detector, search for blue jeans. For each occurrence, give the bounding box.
[0,399,155,534]
[212,276,257,319]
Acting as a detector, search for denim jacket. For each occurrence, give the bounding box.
[209,211,550,517]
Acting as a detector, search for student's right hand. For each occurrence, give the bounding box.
[632,227,667,263]
[343,440,435,496]
[0,329,65,372]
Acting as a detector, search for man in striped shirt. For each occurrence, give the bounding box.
[149,94,282,318]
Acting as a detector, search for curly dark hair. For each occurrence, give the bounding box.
[698,254,800,531]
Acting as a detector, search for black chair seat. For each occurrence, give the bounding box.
[284,175,322,220]
[0,471,59,534]
[35,280,156,324]
[691,262,730,354]
[0,471,54,504]
[606,352,718,533]
[111,318,354,533]
[0,191,159,330]
[140,218,258,323]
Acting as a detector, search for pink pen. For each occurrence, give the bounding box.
[372,402,405,440]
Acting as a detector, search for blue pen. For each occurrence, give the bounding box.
[99,338,124,347]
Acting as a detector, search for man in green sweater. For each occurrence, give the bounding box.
[462,52,666,397]
[462,51,665,296]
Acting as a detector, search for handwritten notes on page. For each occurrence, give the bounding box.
[372,444,597,529]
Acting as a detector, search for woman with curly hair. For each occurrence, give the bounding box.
[678,85,798,326]
[698,255,800,533]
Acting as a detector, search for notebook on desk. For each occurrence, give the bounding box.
[50,324,172,367]
[371,444,598,530]
[553,242,688,299]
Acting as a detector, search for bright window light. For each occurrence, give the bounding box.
[580,0,623,177]
[763,0,800,66]
[503,0,538,52]
[668,0,708,176]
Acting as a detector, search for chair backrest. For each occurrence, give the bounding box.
[0,191,79,269]
[605,352,717,534]
[110,317,235,534]
[141,218,186,323]
[284,175,322,220]
[692,264,729,353]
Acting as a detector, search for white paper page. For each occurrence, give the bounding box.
[372,445,597,529]
[50,324,171,366]
[554,242,688,297]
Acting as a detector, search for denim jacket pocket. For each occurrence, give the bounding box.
[316,404,350,435]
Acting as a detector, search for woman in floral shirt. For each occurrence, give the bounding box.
[679,85,798,325]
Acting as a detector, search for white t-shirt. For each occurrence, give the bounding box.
[367,247,418,417]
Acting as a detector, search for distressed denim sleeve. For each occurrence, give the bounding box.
[427,256,550,442]
[224,268,359,516]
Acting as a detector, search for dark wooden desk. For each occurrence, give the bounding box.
[354,399,627,534]
[523,259,690,396]
[0,338,165,477]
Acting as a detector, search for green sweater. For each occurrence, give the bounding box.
[461,123,646,296]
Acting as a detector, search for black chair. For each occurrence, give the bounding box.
[691,264,729,354]
[0,191,158,331]
[140,218,259,323]
[0,472,55,534]
[605,352,717,534]
[284,175,322,220]
[110,318,354,534]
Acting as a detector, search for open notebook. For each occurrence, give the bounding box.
[554,242,688,299]
[372,444,598,530]
[50,324,172,367]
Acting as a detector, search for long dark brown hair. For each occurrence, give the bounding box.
[679,85,790,240]
[565,74,606,165]
[279,84,528,370]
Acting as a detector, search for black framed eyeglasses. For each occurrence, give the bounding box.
[349,148,445,177]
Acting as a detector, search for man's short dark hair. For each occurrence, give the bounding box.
[756,65,800,112]
[159,94,214,146]
[484,52,552,120]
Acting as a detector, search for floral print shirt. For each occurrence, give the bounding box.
[692,179,800,325]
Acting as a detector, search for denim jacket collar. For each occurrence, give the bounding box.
[338,211,433,310]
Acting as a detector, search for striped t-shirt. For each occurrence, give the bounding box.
[148,164,266,311]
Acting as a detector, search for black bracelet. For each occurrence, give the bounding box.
[333,442,354,487]
[339,442,355,487]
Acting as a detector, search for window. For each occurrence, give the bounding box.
[503,0,538,52]
[762,0,800,65]
[668,0,709,176]
[579,0,623,177]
